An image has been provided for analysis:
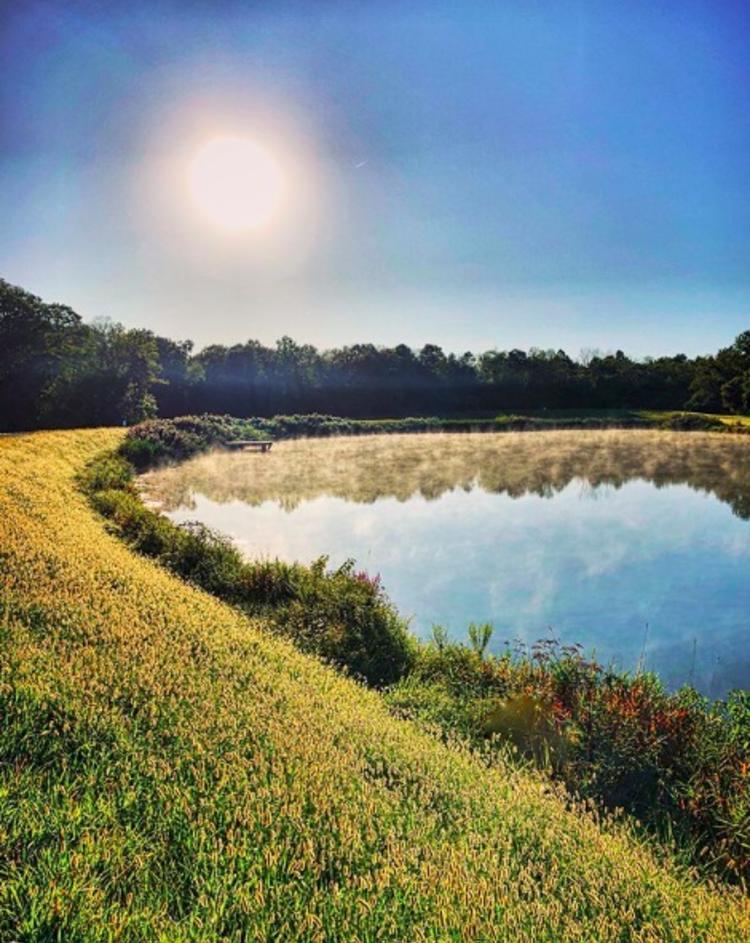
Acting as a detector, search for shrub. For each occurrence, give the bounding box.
[387,637,750,886]
[121,415,265,468]
[661,413,725,431]
[266,558,416,686]
[77,453,133,492]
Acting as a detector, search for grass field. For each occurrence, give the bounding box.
[2,429,749,941]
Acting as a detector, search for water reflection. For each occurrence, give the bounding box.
[141,431,750,696]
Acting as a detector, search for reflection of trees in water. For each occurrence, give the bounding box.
[140,430,750,521]
[730,493,750,520]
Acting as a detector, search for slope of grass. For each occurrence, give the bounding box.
[1,429,749,941]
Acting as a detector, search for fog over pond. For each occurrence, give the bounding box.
[142,431,750,697]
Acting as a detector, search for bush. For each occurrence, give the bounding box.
[660,413,725,431]
[77,453,133,492]
[266,558,416,686]
[121,415,265,468]
[387,637,750,886]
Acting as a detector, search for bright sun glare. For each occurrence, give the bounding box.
[187,136,285,231]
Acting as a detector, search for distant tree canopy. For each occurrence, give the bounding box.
[1,277,748,430]
[0,280,161,429]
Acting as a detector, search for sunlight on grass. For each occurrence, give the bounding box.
[1,429,749,939]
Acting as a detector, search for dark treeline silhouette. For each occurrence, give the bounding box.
[2,277,749,430]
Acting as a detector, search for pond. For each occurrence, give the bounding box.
[141,430,750,697]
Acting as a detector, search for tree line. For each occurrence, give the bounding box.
[1,277,748,430]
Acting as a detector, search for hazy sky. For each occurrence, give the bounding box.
[1,0,748,356]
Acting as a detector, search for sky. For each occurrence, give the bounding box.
[1,0,749,356]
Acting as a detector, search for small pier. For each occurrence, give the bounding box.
[225,439,273,453]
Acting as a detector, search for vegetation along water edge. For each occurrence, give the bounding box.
[1,426,749,940]
[80,415,750,890]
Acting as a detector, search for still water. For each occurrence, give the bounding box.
[141,431,750,697]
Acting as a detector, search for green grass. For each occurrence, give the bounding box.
[1,429,749,940]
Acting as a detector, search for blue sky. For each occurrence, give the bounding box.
[1,0,748,355]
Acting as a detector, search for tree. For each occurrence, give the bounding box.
[721,372,750,415]
[0,279,84,430]
[1,276,748,429]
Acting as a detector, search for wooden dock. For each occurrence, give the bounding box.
[225,439,273,453]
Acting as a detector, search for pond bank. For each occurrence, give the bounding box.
[82,416,750,888]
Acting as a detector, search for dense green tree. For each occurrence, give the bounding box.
[0,279,84,429]
[1,277,748,430]
[688,332,750,415]
[0,281,162,429]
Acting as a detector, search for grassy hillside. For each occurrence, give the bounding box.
[1,430,749,941]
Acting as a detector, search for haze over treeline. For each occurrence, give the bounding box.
[2,278,749,431]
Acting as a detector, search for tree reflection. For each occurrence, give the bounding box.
[142,430,750,521]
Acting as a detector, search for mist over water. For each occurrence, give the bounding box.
[142,431,750,697]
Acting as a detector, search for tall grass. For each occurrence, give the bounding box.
[1,429,750,939]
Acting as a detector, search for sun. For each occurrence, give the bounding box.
[187,136,285,231]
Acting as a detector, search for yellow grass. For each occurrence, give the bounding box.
[1,428,749,940]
